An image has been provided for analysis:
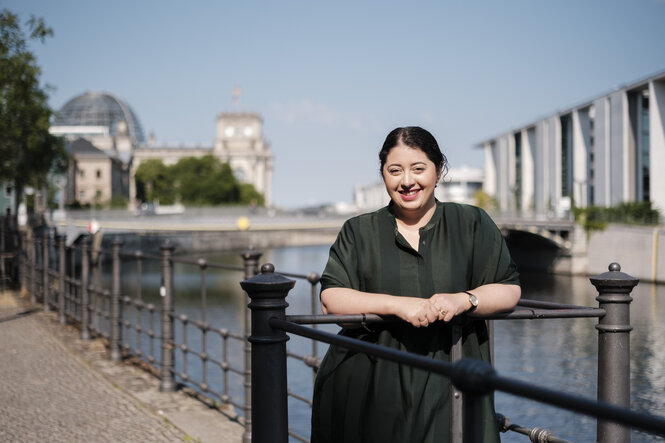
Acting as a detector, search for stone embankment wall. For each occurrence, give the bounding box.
[587,224,665,284]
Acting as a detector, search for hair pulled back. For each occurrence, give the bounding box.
[379,126,448,178]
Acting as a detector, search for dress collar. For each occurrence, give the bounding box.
[385,199,443,232]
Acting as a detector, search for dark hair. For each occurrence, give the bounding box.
[379,126,448,177]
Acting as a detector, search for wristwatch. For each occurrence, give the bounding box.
[464,291,478,312]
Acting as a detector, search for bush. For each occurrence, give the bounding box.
[575,201,661,234]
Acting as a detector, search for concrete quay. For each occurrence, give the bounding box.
[0,289,244,443]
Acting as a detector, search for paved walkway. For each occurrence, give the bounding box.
[0,289,244,442]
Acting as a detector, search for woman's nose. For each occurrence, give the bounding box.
[401,171,415,187]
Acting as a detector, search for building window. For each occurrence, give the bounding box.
[560,114,573,197]
[514,132,522,211]
[79,170,85,178]
[96,169,102,179]
[640,93,650,202]
[79,190,85,199]
[588,106,595,206]
[4,185,12,197]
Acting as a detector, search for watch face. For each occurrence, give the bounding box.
[470,295,478,306]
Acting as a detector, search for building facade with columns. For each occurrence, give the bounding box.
[477,69,665,218]
[51,91,273,207]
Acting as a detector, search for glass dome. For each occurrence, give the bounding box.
[54,91,145,143]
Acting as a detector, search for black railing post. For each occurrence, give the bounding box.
[241,249,261,443]
[19,231,27,291]
[110,237,123,362]
[58,234,66,324]
[590,262,639,443]
[159,240,176,392]
[43,232,50,311]
[240,263,294,443]
[29,234,36,303]
[80,234,91,340]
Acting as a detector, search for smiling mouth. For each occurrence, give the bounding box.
[399,189,420,198]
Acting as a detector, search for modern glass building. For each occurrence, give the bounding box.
[477,69,665,218]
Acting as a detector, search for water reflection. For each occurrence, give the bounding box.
[105,245,664,442]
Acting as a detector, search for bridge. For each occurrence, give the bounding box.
[45,207,583,272]
[489,213,585,274]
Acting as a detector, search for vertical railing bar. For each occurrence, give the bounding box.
[43,232,49,311]
[110,237,123,361]
[450,324,463,443]
[241,249,262,442]
[58,234,66,324]
[199,259,208,389]
[135,251,143,355]
[81,235,90,340]
[159,240,176,392]
[182,318,189,379]
[307,272,321,383]
[223,335,229,402]
[29,235,36,303]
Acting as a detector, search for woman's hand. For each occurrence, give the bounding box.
[392,297,441,327]
[429,292,471,322]
[321,288,442,327]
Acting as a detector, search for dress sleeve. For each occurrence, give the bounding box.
[470,207,520,288]
[320,219,360,292]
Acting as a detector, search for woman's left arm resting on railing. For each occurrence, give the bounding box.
[429,283,521,321]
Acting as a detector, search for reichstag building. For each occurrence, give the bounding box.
[50,91,273,208]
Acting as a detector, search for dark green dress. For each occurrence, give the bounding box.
[311,201,520,443]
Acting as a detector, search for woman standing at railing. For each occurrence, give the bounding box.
[311,126,521,443]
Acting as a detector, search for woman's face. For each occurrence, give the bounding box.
[382,142,440,217]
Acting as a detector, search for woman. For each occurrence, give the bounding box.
[311,126,520,443]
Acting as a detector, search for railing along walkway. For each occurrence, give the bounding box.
[242,263,665,443]
[9,227,665,442]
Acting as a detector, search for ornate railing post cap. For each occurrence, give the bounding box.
[590,262,639,288]
[160,239,175,252]
[240,263,295,293]
[241,249,262,260]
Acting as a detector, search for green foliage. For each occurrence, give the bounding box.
[0,9,68,198]
[473,189,497,212]
[239,183,265,206]
[171,155,240,205]
[135,159,175,204]
[110,194,128,209]
[574,201,661,234]
[134,156,264,206]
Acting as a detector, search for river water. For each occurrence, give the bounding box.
[107,244,664,442]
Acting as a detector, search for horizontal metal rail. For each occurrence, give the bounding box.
[285,302,605,326]
[270,317,665,438]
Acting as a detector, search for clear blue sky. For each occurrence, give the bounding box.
[5,0,665,208]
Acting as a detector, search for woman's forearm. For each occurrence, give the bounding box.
[321,287,441,327]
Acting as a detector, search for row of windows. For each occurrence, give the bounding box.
[79,169,103,179]
[509,91,650,208]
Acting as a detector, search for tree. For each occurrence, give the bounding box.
[134,159,174,204]
[172,155,239,205]
[136,155,265,206]
[0,9,68,211]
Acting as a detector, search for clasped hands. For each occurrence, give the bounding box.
[398,293,470,328]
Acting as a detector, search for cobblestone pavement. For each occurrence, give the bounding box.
[0,290,244,443]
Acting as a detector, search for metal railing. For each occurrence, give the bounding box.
[241,263,665,443]
[10,226,665,442]
[16,230,323,443]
